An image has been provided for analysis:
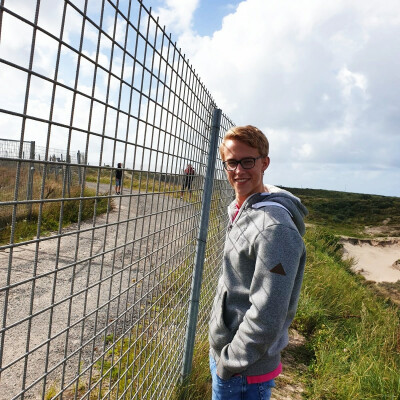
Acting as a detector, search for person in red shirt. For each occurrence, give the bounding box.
[181,163,195,199]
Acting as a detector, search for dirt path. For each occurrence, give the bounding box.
[272,330,306,400]
[0,184,193,399]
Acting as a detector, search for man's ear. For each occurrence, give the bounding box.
[262,156,270,172]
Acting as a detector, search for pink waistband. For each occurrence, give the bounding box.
[246,363,282,384]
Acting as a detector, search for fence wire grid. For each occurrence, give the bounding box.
[0,0,235,399]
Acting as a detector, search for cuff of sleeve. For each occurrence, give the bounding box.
[216,361,234,380]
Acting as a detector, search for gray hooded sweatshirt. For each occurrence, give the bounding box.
[209,185,308,380]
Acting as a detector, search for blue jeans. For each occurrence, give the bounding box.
[210,355,275,400]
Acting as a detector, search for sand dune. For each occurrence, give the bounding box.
[341,238,400,283]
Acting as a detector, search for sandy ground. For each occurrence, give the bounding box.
[341,237,400,283]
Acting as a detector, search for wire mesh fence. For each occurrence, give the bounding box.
[0,0,234,398]
[0,139,86,211]
[0,139,84,164]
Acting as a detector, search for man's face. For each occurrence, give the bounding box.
[222,139,270,206]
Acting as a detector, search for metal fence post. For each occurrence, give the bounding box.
[26,141,35,219]
[77,150,82,185]
[181,108,222,382]
[66,154,71,197]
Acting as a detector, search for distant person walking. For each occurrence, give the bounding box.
[209,125,308,400]
[181,163,195,199]
[115,163,122,195]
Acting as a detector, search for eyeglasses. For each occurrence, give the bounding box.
[222,156,264,171]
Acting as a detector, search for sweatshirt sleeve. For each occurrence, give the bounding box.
[216,223,305,379]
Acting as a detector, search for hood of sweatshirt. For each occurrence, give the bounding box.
[228,184,308,236]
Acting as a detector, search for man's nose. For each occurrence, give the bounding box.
[235,162,246,172]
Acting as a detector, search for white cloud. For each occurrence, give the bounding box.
[337,67,368,98]
[153,0,200,35]
[162,0,400,196]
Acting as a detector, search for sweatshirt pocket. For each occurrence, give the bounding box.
[209,286,234,352]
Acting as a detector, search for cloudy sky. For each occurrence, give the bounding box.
[0,0,399,196]
[149,0,400,197]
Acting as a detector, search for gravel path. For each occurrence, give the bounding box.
[0,184,196,399]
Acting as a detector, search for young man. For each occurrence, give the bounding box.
[209,125,308,400]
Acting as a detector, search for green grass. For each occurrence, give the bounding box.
[293,228,400,399]
[55,324,159,399]
[93,325,159,399]
[173,339,212,400]
[0,186,111,245]
[281,187,400,237]
[0,163,113,245]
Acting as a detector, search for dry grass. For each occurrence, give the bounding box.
[0,162,111,245]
